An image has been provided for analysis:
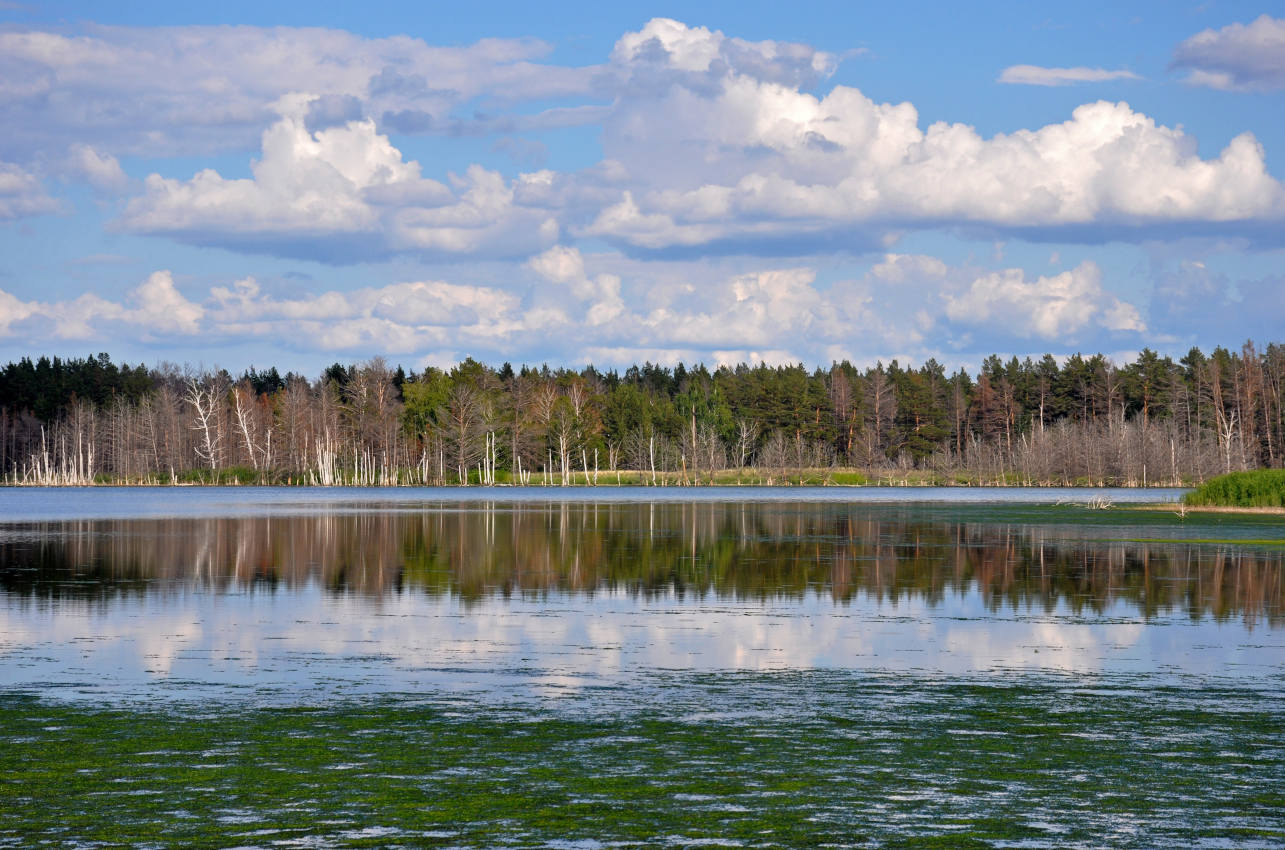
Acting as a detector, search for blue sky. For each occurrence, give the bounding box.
[0,1,1282,374]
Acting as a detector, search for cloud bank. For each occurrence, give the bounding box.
[0,253,1156,367]
[117,95,560,260]
[0,15,1281,369]
[45,19,1268,262]
[1172,15,1285,91]
[587,20,1281,252]
[0,161,60,219]
[0,25,594,159]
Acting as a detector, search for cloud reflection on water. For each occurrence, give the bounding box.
[0,502,1281,700]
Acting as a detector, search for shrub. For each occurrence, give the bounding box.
[1184,470,1285,508]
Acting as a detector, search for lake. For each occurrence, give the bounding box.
[1,487,1282,847]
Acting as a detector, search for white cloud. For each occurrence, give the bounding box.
[528,244,586,283]
[0,248,1161,365]
[65,143,131,193]
[0,161,60,219]
[117,97,559,261]
[611,17,836,86]
[528,245,624,325]
[0,25,596,159]
[0,288,37,335]
[1172,15,1285,91]
[586,20,1285,252]
[637,267,833,350]
[870,253,949,283]
[0,271,202,340]
[205,275,529,354]
[998,65,1141,86]
[6,17,1281,264]
[119,96,426,239]
[130,270,204,335]
[390,166,560,257]
[943,261,1144,339]
[369,281,518,327]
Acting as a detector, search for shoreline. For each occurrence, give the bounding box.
[1,480,1194,490]
[3,468,1194,490]
[1143,504,1285,516]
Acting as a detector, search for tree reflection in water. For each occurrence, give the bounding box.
[0,502,1280,627]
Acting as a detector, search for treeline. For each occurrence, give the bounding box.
[2,343,1283,486]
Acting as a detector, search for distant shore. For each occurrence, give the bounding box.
[3,479,1194,490]
[5,466,1198,489]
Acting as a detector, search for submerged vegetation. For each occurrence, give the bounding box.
[2,679,1281,848]
[3,342,1284,486]
[1186,469,1285,508]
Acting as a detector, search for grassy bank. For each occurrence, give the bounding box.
[1184,470,1285,508]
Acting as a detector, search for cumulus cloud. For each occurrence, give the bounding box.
[528,245,625,326]
[869,253,949,283]
[0,269,529,352]
[65,143,131,194]
[0,25,596,160]
[6,16,1283,263]
[998,65,1141,86]
[637,267,834,351]
[210,277,516,328]
[0,161,61,219]
[611,17,836,88]
[0,270,201,340]
[123,51,1285,263]
[943,261,1143,339]
[207,276,528,353]
[130,270,204,335]
[391,166,560,257]
[1172,15,1285,91]
[117,96,560,261]
[585,20,1284,252]
[0,249,1160,365]
[588,93,1284,249]
[0,288,37,335]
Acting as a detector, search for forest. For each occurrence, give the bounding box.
[1,343,1283,486]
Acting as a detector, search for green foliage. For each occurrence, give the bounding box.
[177,466,264,485]
[5,342,1285,482]
[1185,470,1285,507]
[242,365,285,395]
[401,369,452,435]
[0,353,152,420]
[892,362,950,461]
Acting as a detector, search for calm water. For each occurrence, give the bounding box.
[1,487,1282,847]
[0,483,1186,521]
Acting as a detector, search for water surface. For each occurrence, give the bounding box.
[1,488,1280,847]
[0,483,1186,522]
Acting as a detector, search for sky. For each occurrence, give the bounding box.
[0,0,1282,375]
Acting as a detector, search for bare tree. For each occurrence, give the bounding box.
[733,418,760,468]
[444,384,488,482]
[186,376,224,472]
[549,397,579,485]
[231,382,268,471]
[863,368,897,464]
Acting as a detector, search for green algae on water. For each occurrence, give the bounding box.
[2,677,1282,849]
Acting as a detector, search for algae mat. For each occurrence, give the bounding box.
[3,674,1282,848]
